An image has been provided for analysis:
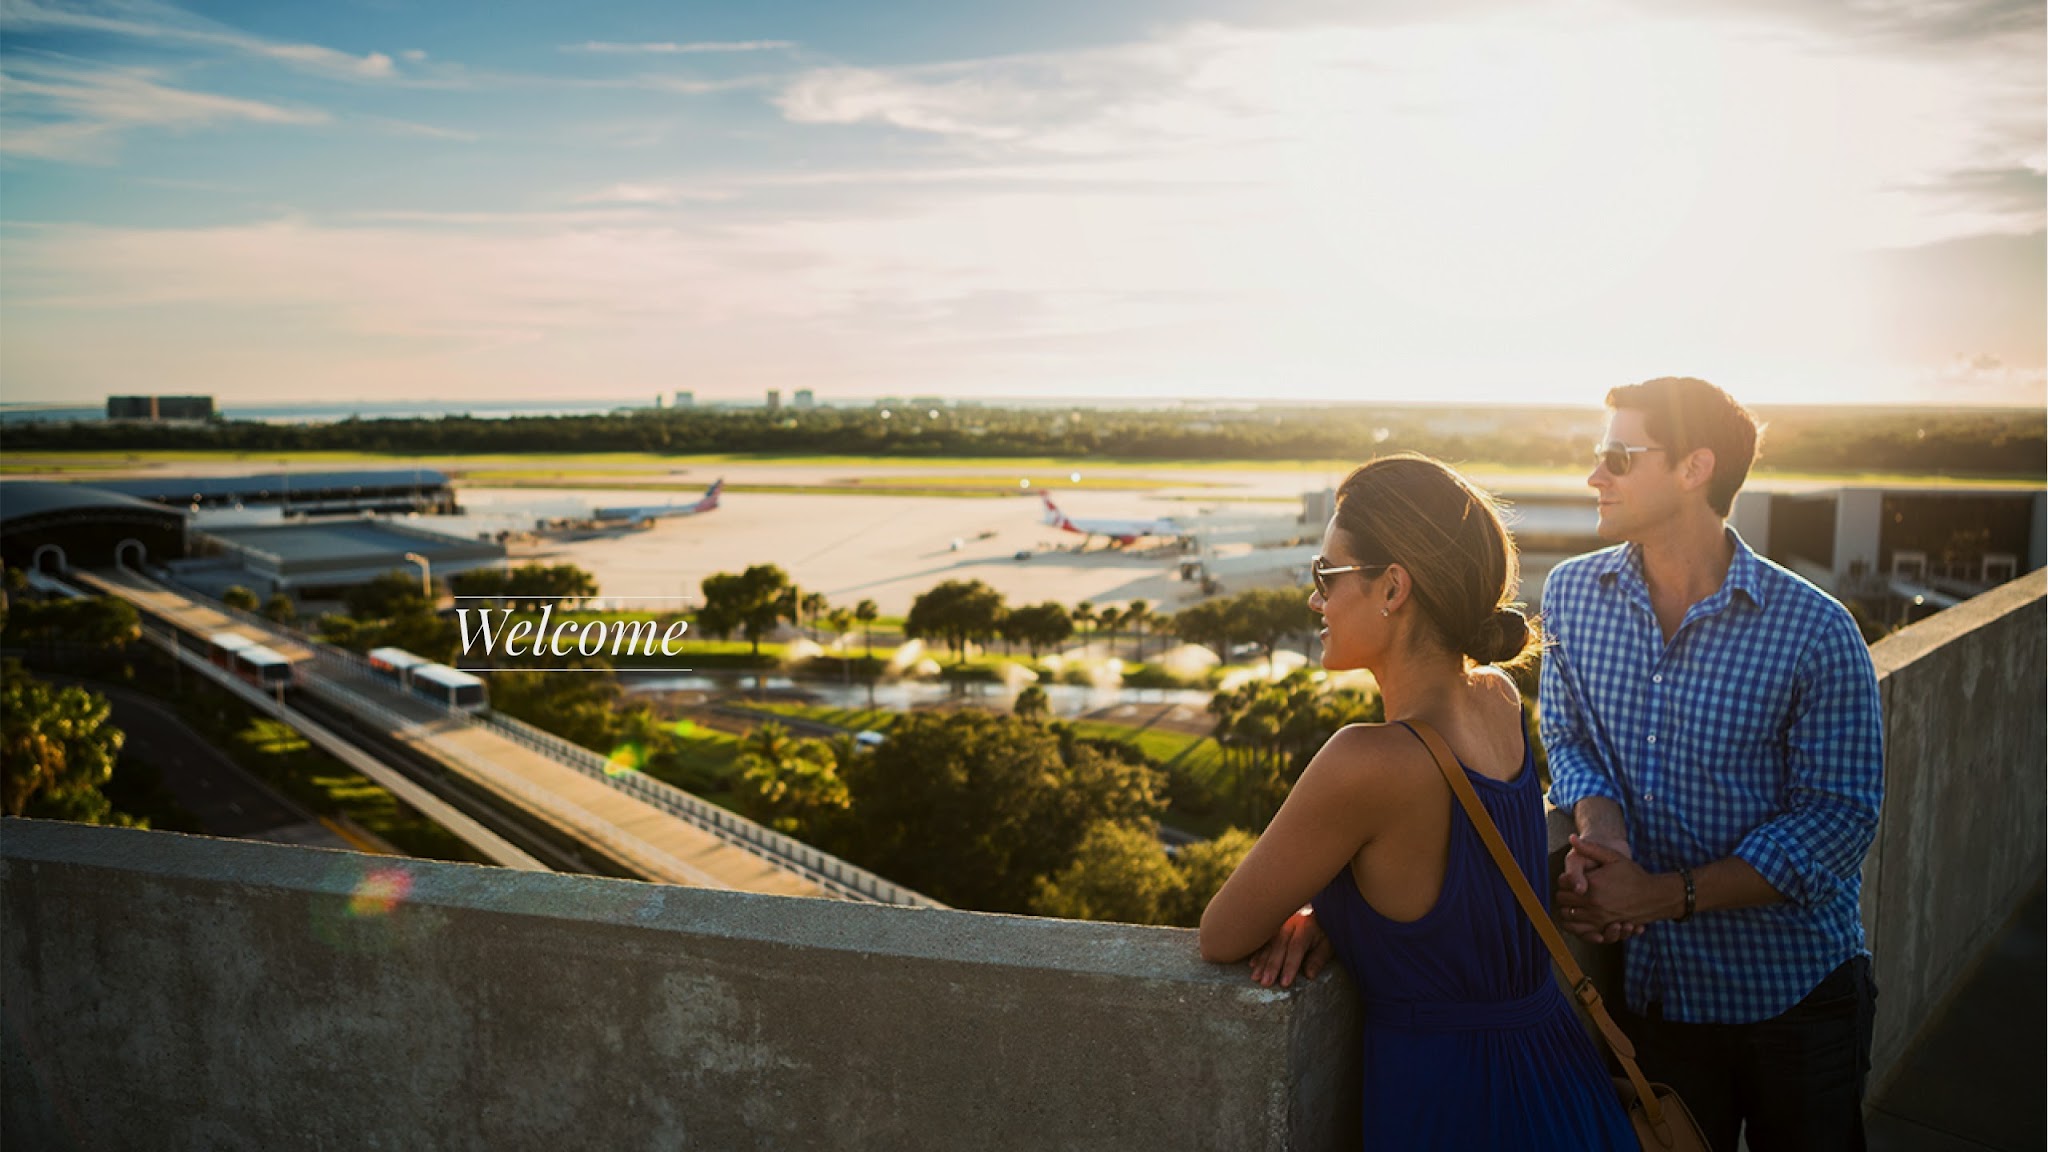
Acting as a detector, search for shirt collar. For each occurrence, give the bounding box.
[1594,527,1768,610]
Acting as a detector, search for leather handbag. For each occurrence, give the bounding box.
[1404,719,1710,1152]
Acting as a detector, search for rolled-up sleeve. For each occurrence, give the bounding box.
[1733,608,1884,909]
[1540,575,1624,814]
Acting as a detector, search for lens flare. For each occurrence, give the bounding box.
[348,868,412,919]
[606,741,647,776]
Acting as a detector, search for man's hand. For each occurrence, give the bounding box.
[1248,907,1331,989]
[1556,835,1683,938]
[1558,800,1645,943]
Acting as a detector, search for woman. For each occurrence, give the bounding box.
[1199,454,1634,1150]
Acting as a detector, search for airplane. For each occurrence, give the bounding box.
[593,479,724,527]
[1039,491,1183,548]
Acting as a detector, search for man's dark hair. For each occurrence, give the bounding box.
[1605,377,1762,517]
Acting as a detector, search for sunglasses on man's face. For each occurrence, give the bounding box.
[1311,556,1387,600]
[1594,441,1667,477]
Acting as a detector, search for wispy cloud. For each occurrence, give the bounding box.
[565,39,794,55]
[574,183,734,206]
[362,116,480,143]
[1,0,401,80]
[1,57,328,162]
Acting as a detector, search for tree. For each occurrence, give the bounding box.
[854,599,880,658]
[263,592,297,625]
[1171,598,1236,658]
[486,664,628,751]
[796,591,829,639]
[452,563,600,610]
[1072,601,1096,651]
[1207,670,1379,827]
[345,570,431,620]
[1168,828,1256,926]
[698,565,793,655]
[1031,821,1185,925]
[2,661,126,824]
[1014,684,1051,723]
[1236,587,1318,667]
[1093,605,1125,658]
[1124,600,1152,662]
[837,710,1163,912]
[734,736,851,838]
[222,585,260,613]
[1001,602,1072,660]
[903,580,1007,664]
[740,721,798,765]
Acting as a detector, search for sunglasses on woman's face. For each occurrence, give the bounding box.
[1594,441,1667,477]
[1311,556,1386,599]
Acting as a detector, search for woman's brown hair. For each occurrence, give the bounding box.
[1331,453,1539,667]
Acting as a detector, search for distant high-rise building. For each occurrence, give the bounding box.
[107,395,215,422]
[766,390,781,412]
[672,391,695,408]
[793,390,815,410]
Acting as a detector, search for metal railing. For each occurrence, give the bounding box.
[477,708,942,908]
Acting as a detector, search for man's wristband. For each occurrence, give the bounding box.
[1674,867,1697,923]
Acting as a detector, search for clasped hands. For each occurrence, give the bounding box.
[1554,834,1683,942]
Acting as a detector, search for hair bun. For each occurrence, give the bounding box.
[1465,607,1530,664]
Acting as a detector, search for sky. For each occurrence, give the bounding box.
[1,0,2043,409]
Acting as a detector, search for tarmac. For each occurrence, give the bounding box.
[1866,882,2045,1152]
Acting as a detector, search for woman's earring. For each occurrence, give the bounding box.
[1381,607,1389,617]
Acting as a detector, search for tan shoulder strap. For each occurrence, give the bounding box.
[1400,719,1666,1128]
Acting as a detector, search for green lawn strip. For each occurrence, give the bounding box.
[740,702,898,732]
[641,720,745,797]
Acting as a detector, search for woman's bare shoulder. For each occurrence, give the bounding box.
[1302,721,1436,799]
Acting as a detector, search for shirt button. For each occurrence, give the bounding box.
[1652,674,1663,684]
[1646,734,1657,745]
[1644,792,1656,803]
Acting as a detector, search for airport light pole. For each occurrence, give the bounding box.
[403,551,431,599]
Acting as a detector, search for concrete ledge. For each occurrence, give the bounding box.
[1864,569,2046,1091]
[3,819,1360,1152]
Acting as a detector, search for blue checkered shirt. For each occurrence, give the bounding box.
[1541,530,1884,1024]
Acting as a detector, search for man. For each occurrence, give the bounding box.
[1543,377,1884,1152]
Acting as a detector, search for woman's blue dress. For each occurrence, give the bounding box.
[1309,725,1638,1151]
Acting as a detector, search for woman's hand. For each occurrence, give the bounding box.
[1248,907,1331,989]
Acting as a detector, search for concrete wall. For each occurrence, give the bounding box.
[1861,568,2046,1090]
[3,819,1360,1152]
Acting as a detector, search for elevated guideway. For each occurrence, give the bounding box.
[72,566,937,905]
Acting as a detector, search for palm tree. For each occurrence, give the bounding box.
[1124,600,1151,662]
[1095,605,1125,659]
[855,599,879,659]
[1072,601,1096,655]
[854,598,881,709]
[800,592,829,639]
[740,721,796,765]
[825,608,856,683]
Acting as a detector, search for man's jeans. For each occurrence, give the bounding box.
[1621,956,1877,1152]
